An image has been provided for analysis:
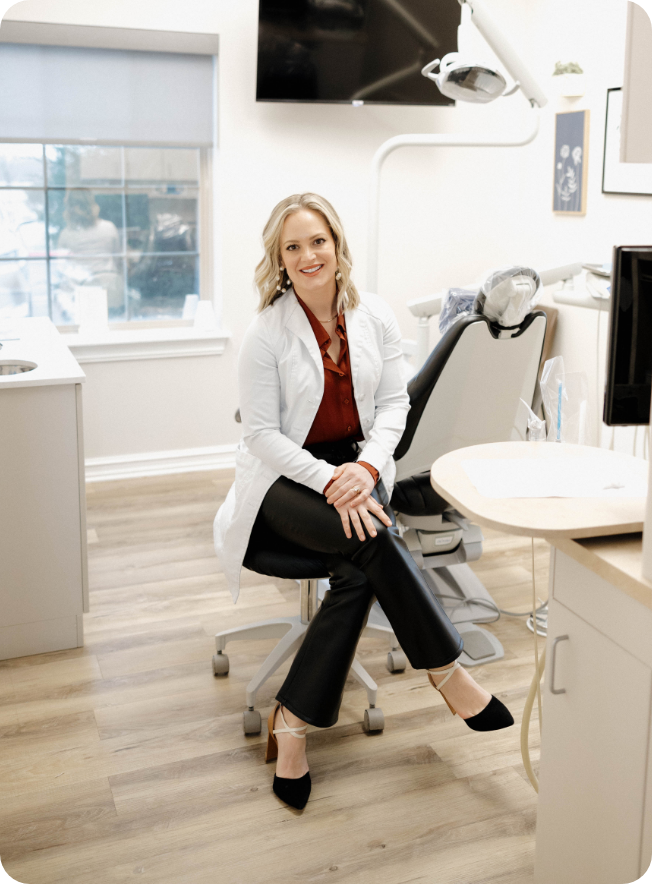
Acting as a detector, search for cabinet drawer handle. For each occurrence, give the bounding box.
[550,634,569,694]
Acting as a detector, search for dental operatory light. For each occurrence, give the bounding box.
[421,0,548,109]
[368,0,549,295]
[421,53,508,104]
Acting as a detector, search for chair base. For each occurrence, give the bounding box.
[363,558,506,666]
[216,615,307,710]
[424,562,503,626]
[398,511,506,665]
[214,593,391,733]
[213,544,506,737]
[455,622,504,666]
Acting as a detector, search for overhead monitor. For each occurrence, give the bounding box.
[256,0,461,105]
[604,245,652,426]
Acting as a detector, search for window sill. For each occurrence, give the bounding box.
[64,326,230,364]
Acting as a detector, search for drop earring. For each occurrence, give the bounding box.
[276,268,282,292]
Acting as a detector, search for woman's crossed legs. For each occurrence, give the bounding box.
[252,475,495,779]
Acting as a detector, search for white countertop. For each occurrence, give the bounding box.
[553,533,652,611]
[0,317,86,387]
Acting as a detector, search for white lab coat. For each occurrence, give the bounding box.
[213,287,410,602]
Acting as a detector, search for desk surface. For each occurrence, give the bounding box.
[430,441,646,539]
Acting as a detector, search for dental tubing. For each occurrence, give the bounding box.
[521,643,547,792]
[520,538,547,793]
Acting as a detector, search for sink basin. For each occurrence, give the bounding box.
[0,360,37,375]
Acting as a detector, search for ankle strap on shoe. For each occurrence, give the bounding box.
[273,706,307,739]
[428,660,461,692]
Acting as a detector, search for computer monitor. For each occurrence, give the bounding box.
[604,245,652,426]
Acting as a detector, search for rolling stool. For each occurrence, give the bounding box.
[213,541,406,735]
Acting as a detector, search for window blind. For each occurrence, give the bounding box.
[0,43,214,146]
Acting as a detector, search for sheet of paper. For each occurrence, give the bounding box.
[461,458,648,499]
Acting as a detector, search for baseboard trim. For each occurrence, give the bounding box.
[85,444,237,482]
[0,615,81,660]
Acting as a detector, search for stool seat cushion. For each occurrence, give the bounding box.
[244,546,329,580]
[244,520,329,580]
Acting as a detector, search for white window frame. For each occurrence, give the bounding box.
[0,21,228,362]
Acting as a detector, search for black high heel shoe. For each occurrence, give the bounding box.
[265,703,311,810]
[428,661,514,732]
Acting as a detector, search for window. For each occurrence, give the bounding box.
[0,143,202,326]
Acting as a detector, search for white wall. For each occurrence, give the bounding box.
[3,0,651,470]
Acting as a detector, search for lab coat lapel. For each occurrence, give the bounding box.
[345,299,363,396]
[284,289,324,379]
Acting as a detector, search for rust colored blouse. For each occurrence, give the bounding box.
[296,295,379,491]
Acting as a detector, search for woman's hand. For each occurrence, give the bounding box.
[335,494,393,541]
[325,462,392,540]
[326,462,374,507]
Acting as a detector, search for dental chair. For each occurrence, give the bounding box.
[387,299,547,666]
[214,266,547,731]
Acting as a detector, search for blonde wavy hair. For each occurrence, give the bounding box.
[254,193,360,313]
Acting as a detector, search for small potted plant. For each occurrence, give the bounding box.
[553,62,585,98]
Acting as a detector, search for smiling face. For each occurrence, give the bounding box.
[280,209,338,299]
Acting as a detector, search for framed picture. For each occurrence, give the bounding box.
[553,109,590,214]
[602,87,652,196]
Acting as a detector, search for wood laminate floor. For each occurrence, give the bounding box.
[0,470,548,884]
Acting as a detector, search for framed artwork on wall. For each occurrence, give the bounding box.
[553,109,590,215]
[602,87,652,196]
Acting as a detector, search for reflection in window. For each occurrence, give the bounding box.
[0,143,201,324]
[0,259,48,322]
[0,143,44,187]
[128,255,199,321]
[45,145,123,188]
[0,189,46,258]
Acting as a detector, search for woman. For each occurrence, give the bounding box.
[57,191,123,313]
[214,193,513,811]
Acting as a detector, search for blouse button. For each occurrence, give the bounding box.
[347,425,352,432]
[344,398,350,405]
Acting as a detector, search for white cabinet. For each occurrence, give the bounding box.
[0,319,88,660]
[535,550,652,884]
[427,441,652,883]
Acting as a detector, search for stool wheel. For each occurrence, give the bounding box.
[212,653,229,676]
[363,707,384,733]
[243,709,262,735]
[386,650,407,673]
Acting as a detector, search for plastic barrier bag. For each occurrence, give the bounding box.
[438,287,479,334]
[474,266,541,328]
[540,356,590,444]
[520,399,547,441]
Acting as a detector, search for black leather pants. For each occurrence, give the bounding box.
[249,440,464,728]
